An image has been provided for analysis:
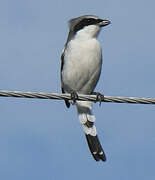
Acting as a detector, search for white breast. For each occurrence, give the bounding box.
[62,35,102,94]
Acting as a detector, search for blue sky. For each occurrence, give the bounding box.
[1,0,155,179]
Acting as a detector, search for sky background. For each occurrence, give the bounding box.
[1,0,155,179]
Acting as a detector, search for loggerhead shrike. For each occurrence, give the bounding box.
[61,15,110,162]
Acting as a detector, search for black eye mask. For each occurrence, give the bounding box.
[73,18,103,33]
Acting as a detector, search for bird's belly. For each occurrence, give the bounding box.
[62,39,102,94]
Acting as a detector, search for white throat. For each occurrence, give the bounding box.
[74,25,100,40]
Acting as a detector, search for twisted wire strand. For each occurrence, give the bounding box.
[0,90,155,105]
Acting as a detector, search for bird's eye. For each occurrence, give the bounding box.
[86,18,93,23]
[87,19,91,22]
[73,18,97,33]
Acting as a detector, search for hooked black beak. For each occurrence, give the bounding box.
[99,19,111,27]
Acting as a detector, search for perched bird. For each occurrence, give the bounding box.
[61,15,110,161]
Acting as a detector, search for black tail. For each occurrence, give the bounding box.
[85,134,106,162]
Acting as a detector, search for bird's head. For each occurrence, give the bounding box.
[68,15,111,39]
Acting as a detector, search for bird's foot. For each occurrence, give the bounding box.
[70,91,78,104]
[92,92,104,106]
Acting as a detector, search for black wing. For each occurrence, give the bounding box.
[61,49,70,108]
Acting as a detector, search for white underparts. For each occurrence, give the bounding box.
[62,27,102,94]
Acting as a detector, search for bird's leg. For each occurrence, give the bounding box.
[70,91,78,104]
[92,92,104,106]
